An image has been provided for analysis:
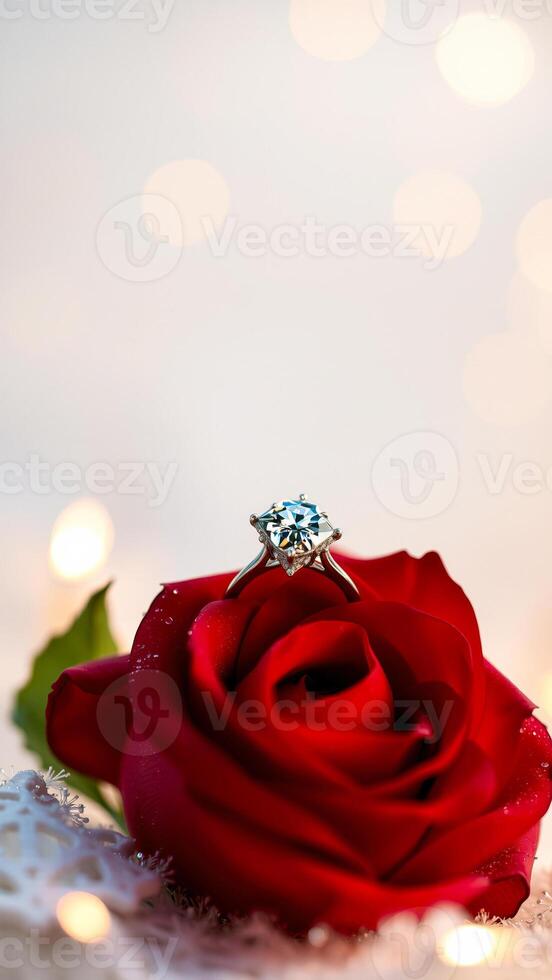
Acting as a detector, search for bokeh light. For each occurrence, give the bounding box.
[49,499,114,582]
[439,924,499,967]
[463,331,551,425]
[393,170,481,260]
[436,14,534,106]
[289,0,382,61]
[143,159,230,247]
[507,272,552,353]
[56,891,111,943]
[542,673,552,719]
[516,200,552,293]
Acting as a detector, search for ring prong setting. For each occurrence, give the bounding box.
[253,497,337,578]
[226,496,360,601]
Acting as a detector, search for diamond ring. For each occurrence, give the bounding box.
[225,495,360,601]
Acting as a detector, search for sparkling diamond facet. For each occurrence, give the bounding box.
[256,499,334,575]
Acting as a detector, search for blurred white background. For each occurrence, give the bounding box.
[1,0,551,858]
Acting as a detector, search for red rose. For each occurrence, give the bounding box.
[47,552,552,933]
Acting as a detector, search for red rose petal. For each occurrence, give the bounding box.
[391,717,552,892]
[46,655,131,785]
[130,573,233,677]
[469,823,540,920]
[120,726,489,932]
[340,550,482,659]
[235,569,350,680]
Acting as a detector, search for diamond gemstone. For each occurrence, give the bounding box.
[256,499,334,575]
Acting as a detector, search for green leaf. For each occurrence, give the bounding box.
[12,584,125,827]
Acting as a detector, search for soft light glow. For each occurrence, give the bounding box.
[289,0,382,61]
[516,200,552,293]
[49,499,113,581]
[436,14,534,106]
[463,331,550,425]
[393,170,481,260]
[56,891,111,944]
[143,159,230,247]
[439,924,499,967]
[542,673,552,719]
[507,272,552,353]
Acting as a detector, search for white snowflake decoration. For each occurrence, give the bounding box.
[0,770,160,929]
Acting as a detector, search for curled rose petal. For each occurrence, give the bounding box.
[47,655,131,786]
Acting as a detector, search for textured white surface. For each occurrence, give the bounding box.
[0,770,160,929]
